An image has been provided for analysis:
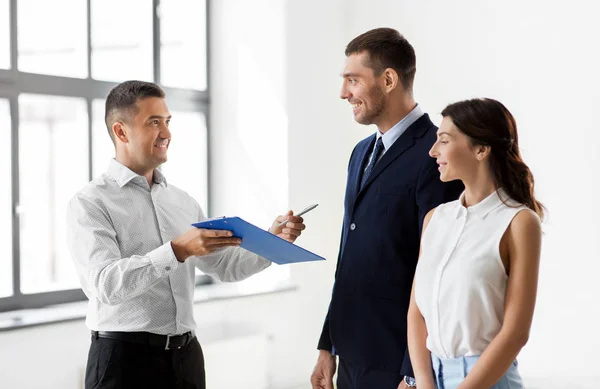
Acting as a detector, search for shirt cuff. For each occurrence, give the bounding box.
[148,242,180,277]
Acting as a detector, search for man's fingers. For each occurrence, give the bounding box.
[202,229,233,238]
[284,222,306,231]
[207,242,242,250]
[282,228,302,237]
[205,237,242,246]
[310,373,326,389]
[279,234,297,242]
[277,212,304,225]
[286,216,304,224]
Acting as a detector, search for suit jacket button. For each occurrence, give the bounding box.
[350,223,356,231]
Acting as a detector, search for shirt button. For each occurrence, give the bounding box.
[165,266,171,271]
[350,223,356,231]
[161,227,166,232]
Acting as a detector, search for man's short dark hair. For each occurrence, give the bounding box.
[345,28,416,94]
[105,80,166,144]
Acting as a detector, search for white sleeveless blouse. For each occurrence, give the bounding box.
[414,189,528,358]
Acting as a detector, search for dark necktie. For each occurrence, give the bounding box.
[361,137,385,190]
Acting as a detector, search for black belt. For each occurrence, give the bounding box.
[92,330,195,350]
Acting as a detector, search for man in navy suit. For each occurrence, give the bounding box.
[310,28,464,389]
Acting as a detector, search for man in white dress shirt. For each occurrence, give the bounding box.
[67,80,306,389]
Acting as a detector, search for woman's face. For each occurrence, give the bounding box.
[429,117,481,182]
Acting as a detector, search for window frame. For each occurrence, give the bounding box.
[0,0,212,312]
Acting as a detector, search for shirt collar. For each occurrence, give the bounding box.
[376,103,424,150]
[455,188,509,219]
[107,159,168,188]
[153,168,167,186]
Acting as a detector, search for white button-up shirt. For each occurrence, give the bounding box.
[414,189,528,358]
[66,159,270,335]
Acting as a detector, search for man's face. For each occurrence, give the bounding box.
[340,52,387,125]
[121,97,172,171]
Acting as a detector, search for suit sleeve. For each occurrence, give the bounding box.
[318,310,333,351]
[400,155,464,377]
[317,144,360,352]
[317,222,347,351]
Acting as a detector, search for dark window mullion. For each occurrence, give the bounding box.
[86,0,92,79]
[9,0,20,300]
[9,0,17,73]
[10,96,21,298]
[153,0,161,84]
[0,289,88,313]
[87,99,93,181]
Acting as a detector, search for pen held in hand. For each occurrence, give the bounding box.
[277,203,319,227]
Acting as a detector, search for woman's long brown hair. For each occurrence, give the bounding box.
[442,98,545,219]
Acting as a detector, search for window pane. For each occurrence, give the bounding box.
[17,0,87,77]
[19,95,88,293]
[91,0,153,82]
[0,99,12,297]
[160,0,207,90]
[160,110,208,213]
[0,0,9,69]
[92,100,115,178]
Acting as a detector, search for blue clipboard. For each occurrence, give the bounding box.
[191,217,326,265]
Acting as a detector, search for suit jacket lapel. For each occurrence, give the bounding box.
[357,114,431,197]
[348,135,376,211]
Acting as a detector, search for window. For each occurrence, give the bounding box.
[91,99,116,178]
[17,0,87,78]
[19,95,88,293]
[0,99,11,298]
[0,2,210,312]
[91,0,153,82]
[0,0,9,69]
[160,0,208,90]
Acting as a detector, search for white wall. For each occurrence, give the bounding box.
[209,0,348,386]
[1,1,599,388]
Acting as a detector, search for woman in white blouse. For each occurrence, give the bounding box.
[407,98,543,389]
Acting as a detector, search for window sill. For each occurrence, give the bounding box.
[0,279,297,332]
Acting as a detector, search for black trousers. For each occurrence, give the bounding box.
[85,334,205,389]
[337,357,403,389]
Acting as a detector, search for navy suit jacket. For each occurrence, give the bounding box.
[318,113,464,375]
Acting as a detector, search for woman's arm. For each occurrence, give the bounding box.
[458,209,542,389]
[407,282,436,389]
[406,208,437,389]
